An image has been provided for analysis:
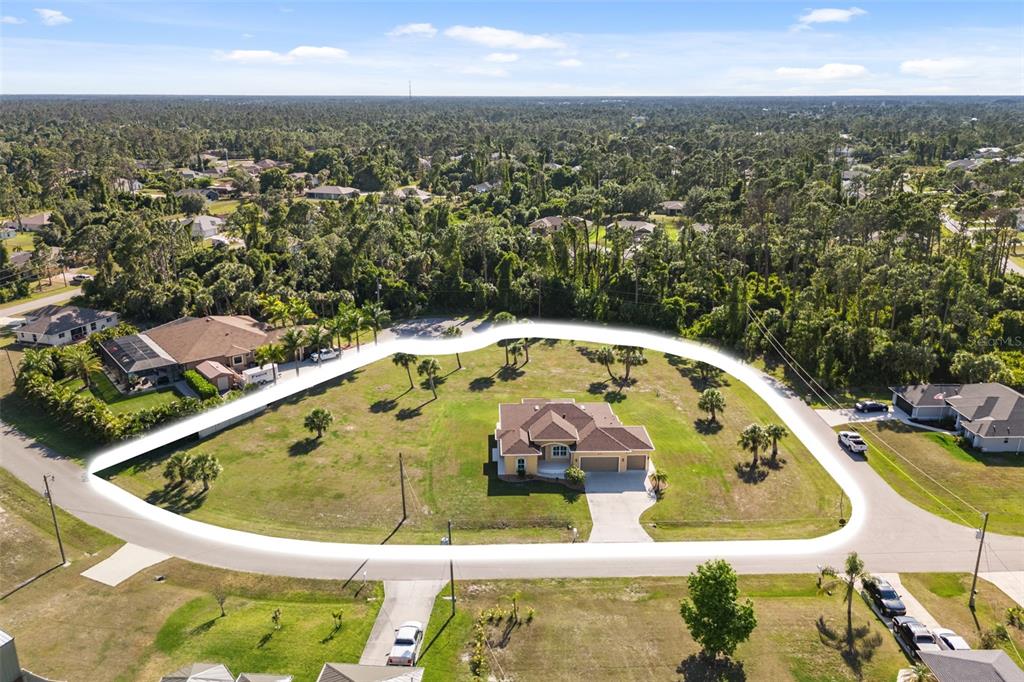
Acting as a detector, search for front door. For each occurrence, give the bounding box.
[516,458,526,475]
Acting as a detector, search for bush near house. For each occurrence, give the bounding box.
[564,465,585,486]
[184,369,219,400]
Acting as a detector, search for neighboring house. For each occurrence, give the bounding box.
[1,212,52,233]
[7,251,33,269]
[236,674,293,682]
[469,181,499,194]
[2,628,63,682]
[918,650,1024,682]
[657,200,685,216]
[975,147,1005,159]
[207,181,238,198]
[16,305,119,347]
[159,662,234,682]
[177,168,202,181]
[113,178,143,194]
[391,187,432,203]
[181,215,225,239]
[316,663,424,682]
[528,215,588,235]
[306,186,360,201]
[890,382,1024,453]
[0,226,16,239]
[945,158,985,172]
[289,171,319,188]
[495,398,654,476]
[607,219,656,240]
[100,315,283,387]
[175,188,221,202]
[195,359,240,393]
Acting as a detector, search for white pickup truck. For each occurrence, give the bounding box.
[838,430,868,454]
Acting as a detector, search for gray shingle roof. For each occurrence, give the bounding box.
[919,650,1024,682]
[18,305,116,337]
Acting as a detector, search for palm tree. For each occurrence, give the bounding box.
[697,387,725,423]
[392,353,418,389]
[162,452,192,487]
[908,664,936,682]
[259,295,289,328]
[650,469,669,495]
[304,408,334,439]
[18,348,56,379]
[614,345,647,385]
[417,357,441,400]
[443,326,463,369]
[594,347,617,382]
[281,328,305,376]
[344,307,370,351]
[254,343,285,383]
[363,302,391,344]
[507,339,525,367]
[305,324,331,365]
[286,297,314,326]
[493,311,516,365]
[326,314,349,351]
[738,423,770,468]
[192,453,223,492]
[61,344,102,389]
[818,552,872,647]
[764,423,789,465]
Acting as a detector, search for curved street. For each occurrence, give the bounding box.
[2,319,1022,581]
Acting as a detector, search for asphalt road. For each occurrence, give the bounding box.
[0,285,82,317]
[2,319,1022,581]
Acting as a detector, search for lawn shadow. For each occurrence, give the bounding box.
[694,418,723,435]
[419,375,447,391]
[281,370,362,405]
[1,562,65,601]
[497,365,524,382]
[677,654,746,682]
[397,400,434,421]
[764,456,787,471]
[604,390,626,404]
[588,380,609,395]
[734,461,768,484]
[814,615,884,679]
[419,612,454,659]
[256,631,275,649]
[666,354,727,391]
[189,617,219,636]
[469,376,495,392]
[289,437,323,456]
[369,398,399,414]
[145,483,209,513]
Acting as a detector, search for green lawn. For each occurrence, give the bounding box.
[105,341,841,544]
[77,370,183,414]
[2,231,36,253]
[852,421,1024,535]
[208,199,241,216]
[901,573,1024,666]
[418,575,908,681]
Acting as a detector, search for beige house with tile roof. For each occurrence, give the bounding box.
[495,398,654,476]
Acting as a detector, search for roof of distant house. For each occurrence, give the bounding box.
[180,215,225,233]
[196,359,239,382]
[658,200,685,210]
[18,305,116,337]
[919,650,1024,682]
[392,187,432,201]
[890,383,965,408]
[160,662,235,682]
[235,674,293,682]
[2,212,52,230]
[608,219,656,234]
[316,663,424,682]
[143,315,280,365]
[496,398,654,456]
[528,215,587,232]
[892,382,1024,439]
[307,185,359,197]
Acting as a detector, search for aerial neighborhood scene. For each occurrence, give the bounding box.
[2,1,1024,681]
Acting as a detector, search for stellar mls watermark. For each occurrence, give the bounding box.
[977,336,1024,349]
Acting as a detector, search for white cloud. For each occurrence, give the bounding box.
[2,15,26,24]
[461,65,508,77]
[242,33,254,39]
[219,45,348,65]
[900,57,972,78]
[557,58,583,68]
[388,22,437,38]
[775,63,867,80]
[444,25,565,50]
[797,7,866,26]
[34,8,71,26]
[485,52,519,63]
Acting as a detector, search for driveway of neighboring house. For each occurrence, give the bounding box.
[815,407,954,435]
[584,471,655,543]
[873,573,940,629]
[359,580,447,666]
[980,572,1024,607]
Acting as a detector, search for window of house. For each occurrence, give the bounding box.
[233,355,243,365]
[58,332,65,338]
[90,322,97,330]
[551,444,570,458]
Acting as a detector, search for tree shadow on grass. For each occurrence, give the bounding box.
[497,365,524,382]
[469,376,495,392]
[397,400,435,421]
[146,484,209,514]
[666,354,727,391]
[588,380,609,395]
[289,437,323,456]
[281,370,362,405]
[694,418,723,435]
[189,617,219,636]
[257,631,275,649]
[677,654,746,682]
[370,398,398,414]
[814,615,884,679]
[419,375,447,391]
[734,461,768,484]
[604,390,627,404]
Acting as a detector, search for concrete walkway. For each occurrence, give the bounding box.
[874,573,940,629]
[980,571,1024,607]
[584,471,655,543]
[80,543,170,587]
[359,580,446,665]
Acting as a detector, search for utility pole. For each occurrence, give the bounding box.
[399,452,407,521]
[969,511,989,611]
[448,519,456,616]
[42,474,67,565]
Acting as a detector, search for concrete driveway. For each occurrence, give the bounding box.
[359,580,446,665]
[584,471,656,543]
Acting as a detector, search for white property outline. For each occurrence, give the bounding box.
[86,321,866,565]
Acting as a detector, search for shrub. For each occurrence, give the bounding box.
[184,369,219,399]
[564,465,586,485]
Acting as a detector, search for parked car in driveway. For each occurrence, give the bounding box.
[854,400,888,413]
[892,616,942,657]
[838,430,868,453]
[933,627,971,650]
[310,347,340,363]
[863,577,906,617]
[386,621,424,666]
[70,273,93,284]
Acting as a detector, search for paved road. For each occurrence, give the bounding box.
[941,210,1024,277]
[0,286,81,317]
[2,320,1022,581]
[360,581,446,665]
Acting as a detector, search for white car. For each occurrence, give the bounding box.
[310,348,340,363]
[933,627,971,651]
[838,430,868,453]
[386,620,424,666]
[70,273,93,284]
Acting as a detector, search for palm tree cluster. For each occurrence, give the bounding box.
[162,451,223,491]
[737,422,789,468]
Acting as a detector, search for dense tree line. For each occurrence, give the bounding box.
[2,95,1023,390]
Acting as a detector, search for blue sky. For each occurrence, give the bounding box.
[1,1,1021,95]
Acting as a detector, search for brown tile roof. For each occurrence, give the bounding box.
[496,398,653,456]
[144,315,279,365]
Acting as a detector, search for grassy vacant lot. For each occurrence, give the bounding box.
[1,468,381,682]
[853,421,1024,536]
[901,573,1024,665]
[418,575,908,682]
[107,341,841,544]
[208,199,241,216]
[1,231,36,253]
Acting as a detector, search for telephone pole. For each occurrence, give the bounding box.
[43,474,67,565]
[969,511,989,611]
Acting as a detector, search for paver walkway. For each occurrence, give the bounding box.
[360,580,447,665]
[584,471,655,543]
